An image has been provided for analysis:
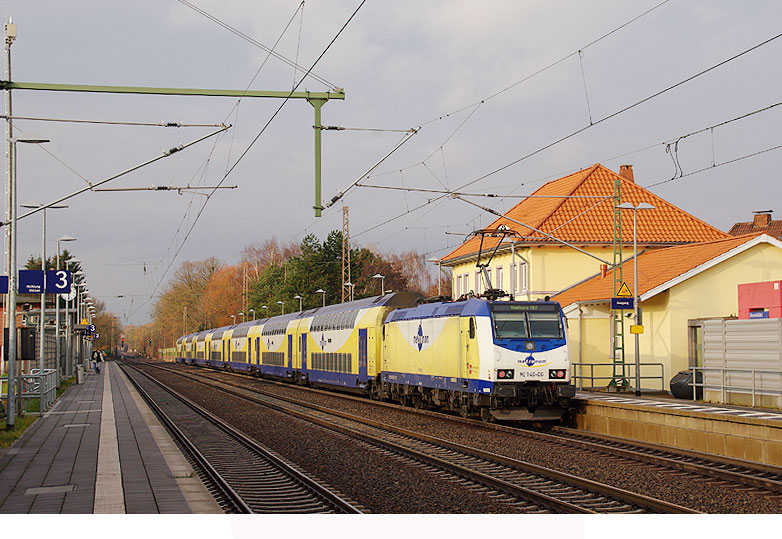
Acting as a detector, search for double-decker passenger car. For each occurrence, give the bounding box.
[175,292,574,421]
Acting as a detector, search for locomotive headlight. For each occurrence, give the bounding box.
[524,341,535,351]
[548,369,566,379]
[497,369,514,379]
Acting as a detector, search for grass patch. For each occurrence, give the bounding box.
[0,413,38,448]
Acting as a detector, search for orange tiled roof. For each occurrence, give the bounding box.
[442,164,729,262]
[729,219,782,239]
[552,233,767,308]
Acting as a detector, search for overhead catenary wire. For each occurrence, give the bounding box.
[350,36,782,240]
[0,114,226,128]
[176,0,337,91]
[127,0,368,321]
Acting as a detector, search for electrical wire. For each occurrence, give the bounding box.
[127,0,367,321]
[176,0,337,90]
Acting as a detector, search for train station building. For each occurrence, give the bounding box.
[440,164,782,395]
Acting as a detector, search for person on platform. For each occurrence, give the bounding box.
[91,349,101,374]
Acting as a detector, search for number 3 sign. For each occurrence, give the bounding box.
[45,270,72,294]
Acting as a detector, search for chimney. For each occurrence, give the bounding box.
[753,210,773,228]
[619,164,634,183]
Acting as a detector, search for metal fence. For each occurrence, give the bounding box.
[692,366,782,407]
[1,368,58,413]
[570,362,666,392]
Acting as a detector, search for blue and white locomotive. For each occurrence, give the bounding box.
[176,293,574,421]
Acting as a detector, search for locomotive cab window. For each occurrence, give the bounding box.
[527,312,563,339]
[492,310,529,339]
[468,317,476,339]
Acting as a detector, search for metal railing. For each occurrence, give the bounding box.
[570,362,666,393]
[691,366,782,407]
[1,368,58,413]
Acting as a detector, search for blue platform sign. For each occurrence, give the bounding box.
[45,270,71,294]
[749,311,769,319]
[611,297,634,310]
[18,270,43,293]
[0,276,7,294]
[18,270,72,294]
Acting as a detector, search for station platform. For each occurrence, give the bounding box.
[0,361,221,514]
[574,391,782,467]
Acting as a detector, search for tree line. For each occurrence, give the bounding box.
[123,231,450,355]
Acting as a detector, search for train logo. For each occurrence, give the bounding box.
[520,354,551,368]
[319,334,328,350]
[413,323,430,351]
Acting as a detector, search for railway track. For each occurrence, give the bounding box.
[120,363,362,514]
[131,360,696,514]
[162,360,782,502]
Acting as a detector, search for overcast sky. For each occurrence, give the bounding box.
[2,0,780,325]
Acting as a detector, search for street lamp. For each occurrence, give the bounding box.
[316,289,326,307]
[276,300,285,315]
[261,305,268,317]
[372,274,385,295]
[617,201,655,397]
[238,311,245,323]
[229,314,236,326]
[21,201,68,404]
[56,236,76,377]
[293,294,302,312]
[4,135,50,428]
[248,308,255,321]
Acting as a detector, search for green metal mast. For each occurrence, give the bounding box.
[0,80,345,216]
[609,177,628,390]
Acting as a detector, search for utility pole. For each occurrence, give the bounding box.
[4,19,16,427]
[341,206,350,302]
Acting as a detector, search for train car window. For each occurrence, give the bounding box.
[382,325,385,340]
[469,317,476,339]
[527,312,564,339]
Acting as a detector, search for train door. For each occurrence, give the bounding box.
[223,340,228,367]
[460,316,476,385]
[255,337,260,367]
[301,333,308,371]
[287,334,293,370]
[358,328,368,382]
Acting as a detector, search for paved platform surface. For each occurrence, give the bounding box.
[0,361,221,514]
[577,391,782,422]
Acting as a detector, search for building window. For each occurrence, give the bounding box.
[495,266,503,291]
[455,275,461,297]
[518,260,528,292]
[475,271,482,295]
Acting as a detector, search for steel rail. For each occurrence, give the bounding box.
[141,361,695,513]
[121,363,361,514]
[119,363,251,513]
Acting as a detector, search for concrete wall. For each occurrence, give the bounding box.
[575,399,782,466]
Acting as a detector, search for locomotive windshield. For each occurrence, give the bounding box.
[490,303,564,340]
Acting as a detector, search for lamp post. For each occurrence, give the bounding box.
[276,301,285,315]
[372,274,385,295]
[4,133,51,429]
[617,201,655,397]
[238,311,245,323]
[248,308,255,321]
[229,314,236,326]
[293,295,302,312]
[261,305,268,318]
[316,289,325,307]
[21,201,67,406]
[56,236,76,377]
